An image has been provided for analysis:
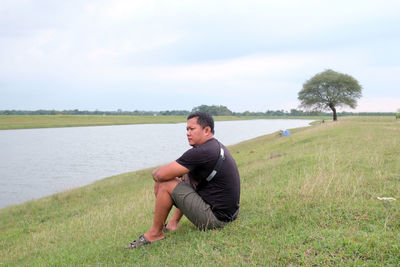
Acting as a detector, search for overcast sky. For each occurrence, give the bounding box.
[1,0,399,112]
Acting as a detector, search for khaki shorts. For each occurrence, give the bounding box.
[171,181,227,230]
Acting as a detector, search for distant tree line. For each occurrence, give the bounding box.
[0,109,189,116]
[0,106,396,117]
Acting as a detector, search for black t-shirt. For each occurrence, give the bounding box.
[176,138,240,222]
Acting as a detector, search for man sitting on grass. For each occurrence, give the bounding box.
[125,111,241,248]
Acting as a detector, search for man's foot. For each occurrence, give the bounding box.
[124,234,151,249]
[124,234,165,249]
[164,221,179,232]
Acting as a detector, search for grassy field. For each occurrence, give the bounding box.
[0,115,188,130]
[0,115,327,130]
[1,117,399,266]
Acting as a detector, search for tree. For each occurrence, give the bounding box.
[191,105,233,116]
[298,69,362,121]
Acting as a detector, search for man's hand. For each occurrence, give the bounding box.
[152,161,189,182]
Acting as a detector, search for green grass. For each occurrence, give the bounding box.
[0,115,327,130]
[1,117,399,266]
[0,115,188,130]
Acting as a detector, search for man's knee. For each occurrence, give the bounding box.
[158,179,179,194]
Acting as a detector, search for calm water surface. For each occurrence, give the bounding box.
[0,119,312,209]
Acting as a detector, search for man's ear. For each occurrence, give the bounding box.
[204,126,212,134]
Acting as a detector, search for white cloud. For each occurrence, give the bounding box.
[1,0,399,111]
[350,97,400,112]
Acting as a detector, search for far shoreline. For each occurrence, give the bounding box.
[0,114,325,130]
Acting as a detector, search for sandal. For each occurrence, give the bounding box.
[162,224,169,233]
[124,234,151,249]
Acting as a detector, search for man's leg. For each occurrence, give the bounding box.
[171,182,227,230]
[164,175,193,231]
[165,208,183,231]
[144,179,179,242]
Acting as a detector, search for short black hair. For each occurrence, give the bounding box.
[187,111,215,134]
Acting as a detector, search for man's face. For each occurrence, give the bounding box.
[186,117,210,146]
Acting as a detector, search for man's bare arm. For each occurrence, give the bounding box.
[152,161,189,182]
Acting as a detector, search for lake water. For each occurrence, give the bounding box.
[0,119,313,209]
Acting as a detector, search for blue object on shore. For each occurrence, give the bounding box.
[282,130,291,136]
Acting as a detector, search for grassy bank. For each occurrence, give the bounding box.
[0,115,327,130]
[1,117,399,265]
[0,115,187,130]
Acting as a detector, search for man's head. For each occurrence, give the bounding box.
[187,112,215,134]
[186,112,215,146]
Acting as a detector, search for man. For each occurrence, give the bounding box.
[125,111,240,248]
